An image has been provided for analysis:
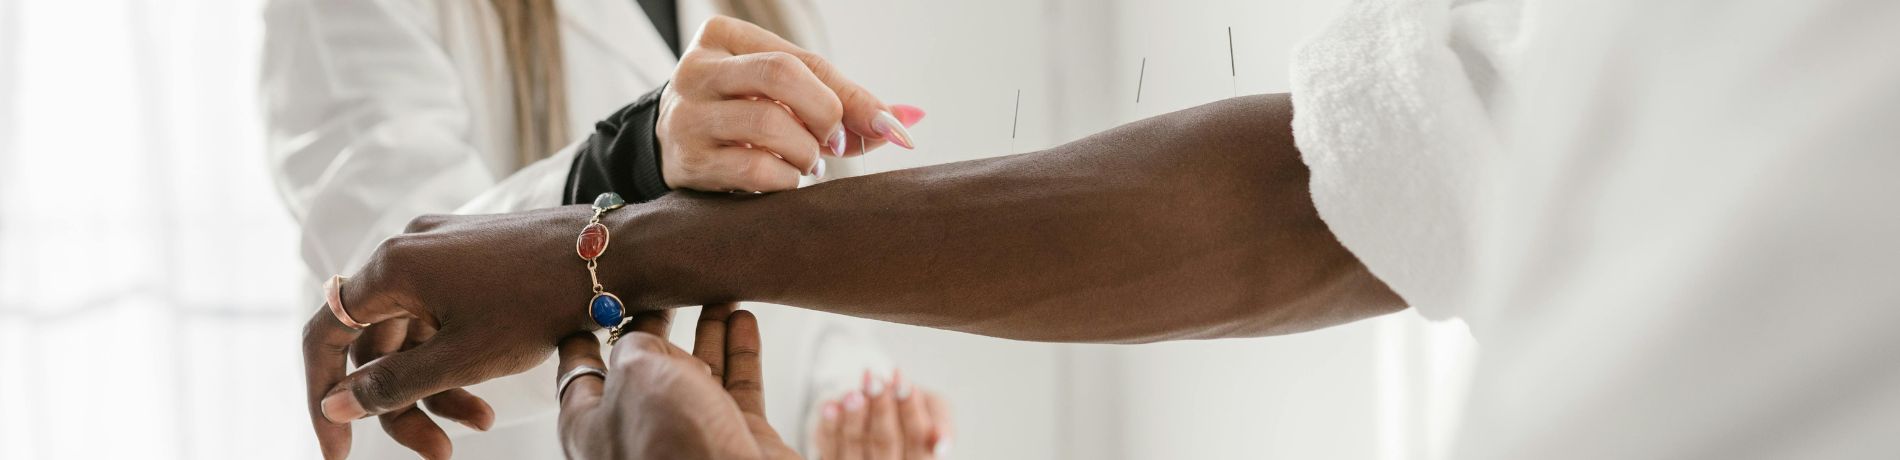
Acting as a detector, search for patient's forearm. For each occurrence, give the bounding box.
[608,94,1403,342]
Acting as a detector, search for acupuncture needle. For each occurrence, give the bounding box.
[1136,58,1147,103]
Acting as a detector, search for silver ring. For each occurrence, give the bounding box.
[557,365,607,402]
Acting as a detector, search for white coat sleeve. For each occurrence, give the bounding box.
[261,0,572,437]
[261,0,569,278]
[1287,0,1521,319]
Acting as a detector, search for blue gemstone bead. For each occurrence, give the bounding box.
[590,293,625,328]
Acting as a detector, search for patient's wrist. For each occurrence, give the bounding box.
[600,196,739,310]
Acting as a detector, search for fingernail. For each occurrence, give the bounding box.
[844,391,866,412]
[813,157,828,178]
[871,111,915,149]
[826,125,848,156]
[321,390,366,422]
[893,369,912,400]
[822,401,840,421]
[891,104,926,127]
[444,415,489,432]
[866,378,885,397]
[934,436,954,458]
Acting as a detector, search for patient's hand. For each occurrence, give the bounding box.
[302,206,606,459]
[816,370,955,460]
[556,304,799,460]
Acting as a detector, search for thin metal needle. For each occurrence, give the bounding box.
[1136,58,1147,103]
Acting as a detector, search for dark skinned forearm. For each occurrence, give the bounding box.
[604,94,1405,343]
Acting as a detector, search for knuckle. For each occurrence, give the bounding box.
[724,378,763,395]
[370,235,423,280]
[756,52,803,85]
[704,15,736,33]
[726,343,762,362]
[615,333,671,359]
[743,104,777,132]
[748,160,790,191]
[675,145,712,175]
[402,214,444,233]
[836,84,873,112]
[355,365,403,411]
[673,56,710,83]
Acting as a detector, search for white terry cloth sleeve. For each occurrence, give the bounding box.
[1287,0,1522,319]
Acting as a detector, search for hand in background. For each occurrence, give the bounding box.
[817,370,955,460]
[556,304,799,460]
[658,15,922,193]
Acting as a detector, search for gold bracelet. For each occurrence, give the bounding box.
[576,192,630,343]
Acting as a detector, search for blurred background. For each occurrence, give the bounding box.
[0,0,1477,458]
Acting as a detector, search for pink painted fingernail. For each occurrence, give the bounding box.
[321,390,366,422]
[891,104,926,127]
[844,391,867,412]
[822,401,841,421]
[867,377,886,397]
[826,125,848,156]
[871,111,915,149]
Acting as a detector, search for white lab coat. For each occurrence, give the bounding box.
[261,1,882,458]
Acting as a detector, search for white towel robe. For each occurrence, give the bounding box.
[1293,0,1900,457]
[262,1,879,458]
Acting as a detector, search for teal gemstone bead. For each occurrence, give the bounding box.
[593,192,626,212]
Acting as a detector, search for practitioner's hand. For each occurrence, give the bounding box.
[658,15,923,192]
[556,304,799,460]
[302,206,607,459]
[816,370,955,460]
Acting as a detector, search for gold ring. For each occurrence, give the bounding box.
[324,275,370,329]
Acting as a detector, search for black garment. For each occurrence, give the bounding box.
[563,1,678,205]
[635,0,682,58]
[565,83,670,205]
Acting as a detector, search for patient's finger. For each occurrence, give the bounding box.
[555,333,607,430]
[404,316,437,346]
[373,319,493,432]
[627,309,674,337]
[303,305,361,459]
[694,303,738,379]
[351,318,407,367]
[350,318,456,456]
[379,405,451,460]
[421,388,493,432]
[337,256,420,326]
[325,332,506,421]
[723,310,767,416]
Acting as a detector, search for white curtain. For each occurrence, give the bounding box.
[0,0,312,458]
